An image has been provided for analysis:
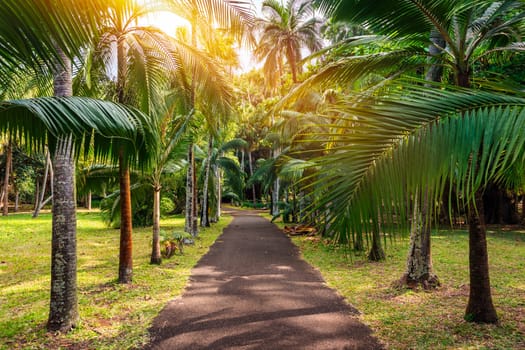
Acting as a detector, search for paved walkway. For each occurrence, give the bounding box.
[145,209,383,349]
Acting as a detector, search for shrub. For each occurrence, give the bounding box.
[160,197,175,216]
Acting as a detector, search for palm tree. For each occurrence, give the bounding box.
[93,0,227,280]
[292,0,525,323]
[0,0,155,331]
[166,0,254,236]
[254,0,323,89]
[0,97,152,331]
[200,138,246,226]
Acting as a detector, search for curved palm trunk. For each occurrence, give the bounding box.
[48,48,78,332]
[2,141,11,216]
[118,154,133,283]
[150,185,162,264]
[34,149,53,218]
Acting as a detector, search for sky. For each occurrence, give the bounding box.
[145,0,264,73]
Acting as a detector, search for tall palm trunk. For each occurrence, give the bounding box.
[118,154,133,283]
[47,48,78,332]
[150,184,162,264]
[213,163,221,222]
[458,69,498,323]
[117,36,133,283]
[2,141,11,216]
[400,29,444,289]
[248,150,256,206]
[185,146,192,232]
[201,136,213,227]
[185,11,199,237]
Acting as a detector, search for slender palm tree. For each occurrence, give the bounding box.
[254,0,323,89]
[166,0,254,236]
[94,0,227,280]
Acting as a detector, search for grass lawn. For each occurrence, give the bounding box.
[289,225,525,349]
[0,210,232,350]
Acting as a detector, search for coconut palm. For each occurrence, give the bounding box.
[254,0,324,89]
[166,0,254,236]
[93,0,233,279]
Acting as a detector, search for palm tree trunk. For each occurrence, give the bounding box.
[34,180,39,211]
[185,144,193,233]
[368,213,385,261]
[248,150,256,206]
[116,36,133,284]
[118,153,133,283]
[465,190,498,323]
[34,149,52,218]
[48,135,78,332]
[201,136,213,227]
[400,29,445,288]
[400,189,440,289]
[457,65,498,323]
[215,165,221,221]
[14,190,19,212]
[191,146,198,235]
[2,141,11,216]
[150,185,162,265]
[48,47,78,332]
[272,177,280,217]
[86,191,91,210]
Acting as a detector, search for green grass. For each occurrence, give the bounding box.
[288,225,525,349]
[0,210,232,350]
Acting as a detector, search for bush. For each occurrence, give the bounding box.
[160,197,175,216]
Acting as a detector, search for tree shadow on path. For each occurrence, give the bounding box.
[144,208,384,350]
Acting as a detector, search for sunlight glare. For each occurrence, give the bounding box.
[145,11,189,36]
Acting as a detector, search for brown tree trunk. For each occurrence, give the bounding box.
[86,191,91,210]
[14,190,19,212]
[150,186,162,265]
[368,215,385,261]
[465,190,498,323]
[118,154,133,283]
[2,142,11,216]
[116,35,133,284]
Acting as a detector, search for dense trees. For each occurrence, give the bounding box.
[2,0,525,339]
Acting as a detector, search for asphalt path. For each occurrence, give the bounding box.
[145,209,384,349]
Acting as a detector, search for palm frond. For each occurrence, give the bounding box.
[0,97,154,167]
